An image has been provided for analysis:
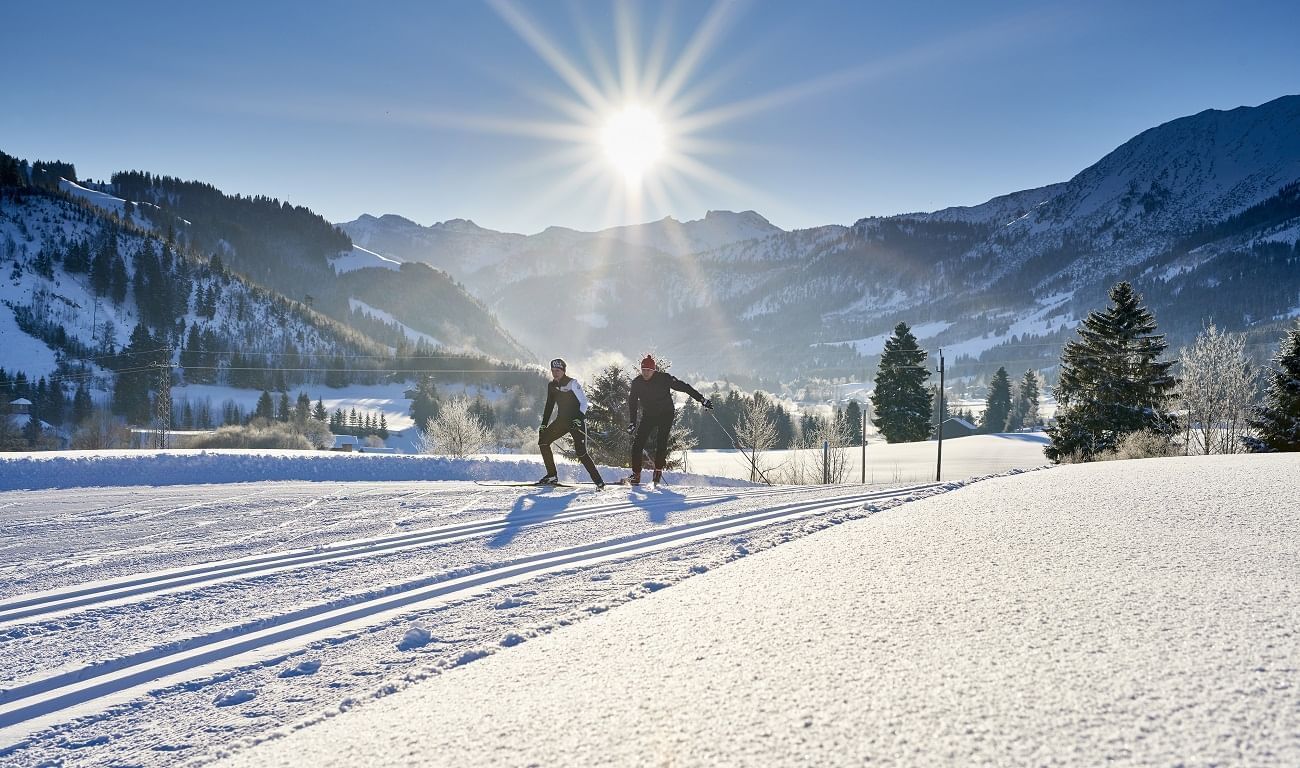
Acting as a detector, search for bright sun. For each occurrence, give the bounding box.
[601,105,665,184]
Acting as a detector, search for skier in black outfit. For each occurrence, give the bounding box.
[624,354,712,485]
[538,358,605,488]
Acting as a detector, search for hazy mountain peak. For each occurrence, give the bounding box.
[704,209,774,227]
[433,218,483,232]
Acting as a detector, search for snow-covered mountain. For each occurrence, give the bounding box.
[0,158,538,436]
[339,95,1299,382]
[342,209,783,269]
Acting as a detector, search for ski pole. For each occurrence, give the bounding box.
[707,410,776,486]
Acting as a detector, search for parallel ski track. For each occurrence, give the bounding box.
[0,482,941,733]
[0,485,809,626]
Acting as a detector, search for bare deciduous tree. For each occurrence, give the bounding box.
[1179,324,1257,454]
[735,392,778,483]
[69,408,131,450]
[421,396,492,458]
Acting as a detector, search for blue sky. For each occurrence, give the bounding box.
[5,0,1298,233]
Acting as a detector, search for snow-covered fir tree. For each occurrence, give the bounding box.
[1242,321,1300,452]
[1007,370,1040,430]
[871,323,932,443]
[981,367,1012,433]
[1046,282,1178,462]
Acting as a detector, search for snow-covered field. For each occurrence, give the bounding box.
[227,453,1300,766]
[684,432,1050,483]
[0,453,964,766]
[3,452,1295,766]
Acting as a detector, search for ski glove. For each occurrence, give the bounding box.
[701,398,714,410]
[571,415,585,430]
[626,422,638,435]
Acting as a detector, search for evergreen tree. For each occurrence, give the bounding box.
[313,398,328,422]
[584,363,634,466]
[1243,321,1300,452]
[111,323,157,424]
[378,413,389,440]
[295,392,312,423]
[181,323,205,383]
[469,394,496,429]
[871,323,932,443]
[409,377,441,433]
[981,367,1013,434]
[277,392,291,422]
[90,238,114,296]
[1008,370,1040,430]
[254,390,275,421]
[844,400,864,446]
[109,253,129,305]
[72,384,94,425]
[1046,282,1177,462]
[773,404,795,449]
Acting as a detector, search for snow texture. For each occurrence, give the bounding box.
[227,454,1300,766]
[0,450,752,492]
[0,471,953,764]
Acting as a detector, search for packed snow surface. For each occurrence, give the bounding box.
[0,450,749,492]
[228,453,1300,766]
[0,452,972,765]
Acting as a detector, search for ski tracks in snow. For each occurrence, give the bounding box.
[0,479,959,765]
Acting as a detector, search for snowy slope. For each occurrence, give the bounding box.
[224,453,1300,766]
[56,178,157,229]
[329,245,401,273]
[0,193,389,389]
[347,298,439,347]
[986,94,1300,277]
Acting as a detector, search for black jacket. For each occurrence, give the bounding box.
[628,371,704,422]
[542,375,590,426]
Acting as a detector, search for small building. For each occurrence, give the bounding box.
[8,398,32,415]
[939,417,979,439]
[332,435,362,452]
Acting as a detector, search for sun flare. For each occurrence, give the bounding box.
[600,105,665,184]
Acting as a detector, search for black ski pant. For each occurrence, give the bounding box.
[631,407,674,475]
[539,418,603,484]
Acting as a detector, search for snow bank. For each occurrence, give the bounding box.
[0,450,754,491]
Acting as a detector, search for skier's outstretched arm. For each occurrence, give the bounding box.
[668,374,707,404]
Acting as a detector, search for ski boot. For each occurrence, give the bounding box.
[619,472,642,486]
[652,469,663,486]
[535,474,559,486]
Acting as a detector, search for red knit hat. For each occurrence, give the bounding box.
[640,355,655,370]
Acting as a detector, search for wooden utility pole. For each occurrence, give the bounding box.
[861,410,867,484]
[935,349,945,482]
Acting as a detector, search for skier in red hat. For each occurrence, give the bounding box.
[623,354,712,485]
